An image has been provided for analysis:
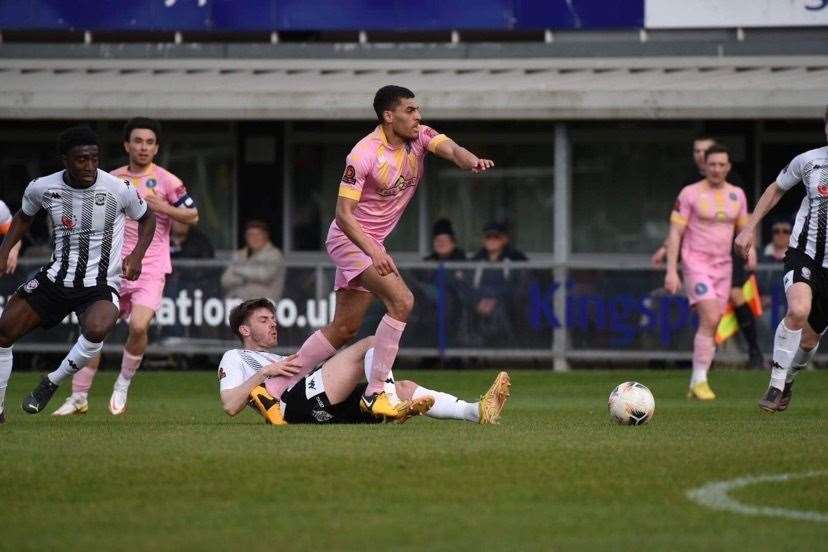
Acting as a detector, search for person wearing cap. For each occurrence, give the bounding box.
[471,222,527,263]
[762,220,791,263]
[424,218,466,261]
[220,220,285,302]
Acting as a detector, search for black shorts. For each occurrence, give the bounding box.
[731,250,750,287]
[783,247,828,333]
[281,368,379,425]
[16,271,120,329]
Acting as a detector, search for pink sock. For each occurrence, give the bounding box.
[119,351,143,381]
[72,365,98,394]
[691,332,716,386]
[365,314,406,396]
[265,330,336,399]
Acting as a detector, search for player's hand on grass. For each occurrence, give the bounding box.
[734,229,753,260]
[471,158,495,173]
[664,270,681,295]
[371,250,400,277]
[122,253,142,281]
[262,354,301,377]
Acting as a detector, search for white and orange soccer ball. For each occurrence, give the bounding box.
[608,381,655,426]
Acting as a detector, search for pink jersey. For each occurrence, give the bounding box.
[111,163,192,275]
[671,180,748,269]
[328,124,450,243]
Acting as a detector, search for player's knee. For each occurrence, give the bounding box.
[330,321,359,342]
[128,319,150,339]
[81,324,111,343]
[786,303,810,326]
[389,290,414,319]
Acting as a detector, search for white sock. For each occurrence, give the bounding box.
[0,346,12,414]
[770,320,802,391]
[48,335,103,385]
[364,348,399,404]
[787,343,817,384]
[114,374,131,391]
[412,385,479,423]
[71,391,88,402]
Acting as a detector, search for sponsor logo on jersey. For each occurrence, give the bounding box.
[377,174,416,197]
[715,211,727,221]
[342,165,357,185]
[694,282,708,295]
[424,127,438,139]
[61,215,76,229]
[46,191,61,199]
[95,193,107,206]
[307,378,316,390]
[817,184,828,198]
[311,409,334,422]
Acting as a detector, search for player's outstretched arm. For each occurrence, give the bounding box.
[433,139,494,173]
[735,182,785,259]
[221,354,300,415]
[0,211,33,274]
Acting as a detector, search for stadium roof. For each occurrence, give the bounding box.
[1,54,826,120]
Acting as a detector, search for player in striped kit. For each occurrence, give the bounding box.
[0,127,156,422]
[53,118,198,416]
[736,106,828,412]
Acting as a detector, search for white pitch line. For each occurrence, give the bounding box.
[687,471,828,523]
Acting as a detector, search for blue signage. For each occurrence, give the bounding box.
[0,0,643,31]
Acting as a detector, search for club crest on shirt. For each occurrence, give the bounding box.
[801,267,811,280]
[342,165,357,185]
[23,279,38,292]
[817,184,828,198]
[695,282,708,295]
[729,192,737,201]
[95,193,107,206]
[146,178,157,189]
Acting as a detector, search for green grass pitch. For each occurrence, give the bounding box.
[1,369,827,551]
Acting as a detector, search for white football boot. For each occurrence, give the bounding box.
[109,377,131,415]
[52,393,89,416]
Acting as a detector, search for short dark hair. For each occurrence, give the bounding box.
[228,298,276,342]
[123,117,162,144]
[373,85,415,121]
[704,144,730,161]
[57,126,99,155]
[244,219,270,234]
[693,135,716,144]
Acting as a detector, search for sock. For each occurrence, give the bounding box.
[787,343,818,384]
[264,330,337,400]
[363,348,399,403]
[734,304,761,354]
[0,346,12,414]
[72,365,98,394]
[116,351,143,388]
[770,320,802,391]
[690,332,716,386]
[48,335,103,385]
[412,385,479,422]
[365,314,406,396]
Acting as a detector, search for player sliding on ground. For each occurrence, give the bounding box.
[664,145,751,400]
[735,106,828,413]
[220,299,511,425]
[267,85,495,422]
[0,127,156,422]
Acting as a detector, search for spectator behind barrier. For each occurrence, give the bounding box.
[762,220,791,263]
[468,221,528,346]
[170,219,214,259]
[221,220,285,302]
[424,218,466,261]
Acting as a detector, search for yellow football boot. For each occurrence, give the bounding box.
[687,381,716,401]
[479,371,511,424]
[248,385,287,425]
[393,395,435,424]
[360,391,415,421]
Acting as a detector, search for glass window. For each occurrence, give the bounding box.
[571,123,698,255]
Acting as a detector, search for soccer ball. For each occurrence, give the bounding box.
[608,381,655,426]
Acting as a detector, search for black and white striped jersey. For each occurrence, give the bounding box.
[778,146,828,267]
[21,169,148,289]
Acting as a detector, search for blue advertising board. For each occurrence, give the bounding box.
[0,0,643,31]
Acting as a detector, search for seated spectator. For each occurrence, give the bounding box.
[424,218,466,261]
[762,220,791,262]
[170,220,214,259]
[471,221,528,262]
[468,222,528,345]
[221,220,285,302]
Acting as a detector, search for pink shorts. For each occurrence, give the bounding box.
[118,271,167,318]
[325,233,383,292]
[684,266,731,311]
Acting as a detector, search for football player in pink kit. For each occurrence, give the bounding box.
[264,85,495,420]
[53,118,198,416]
[665,145,752,400]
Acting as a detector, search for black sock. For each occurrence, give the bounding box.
[735,304,760,353]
